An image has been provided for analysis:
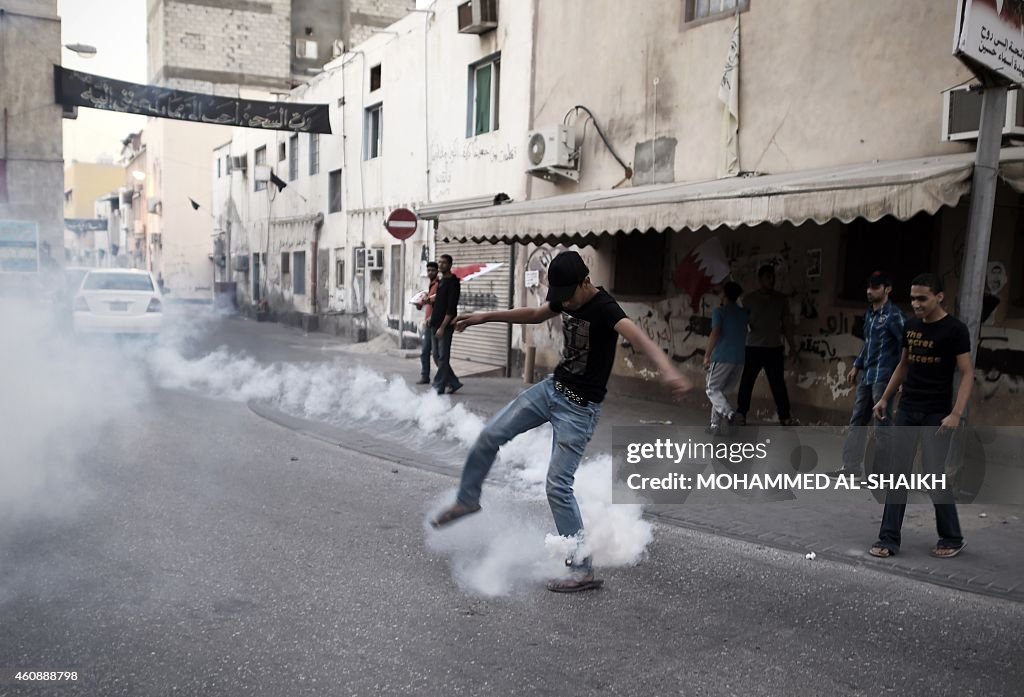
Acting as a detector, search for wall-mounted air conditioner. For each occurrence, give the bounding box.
[457,0,498,34]
[230,155,247,173]
[942,85,1024,141]
[364,247,385,271]
[526,125,579,181]
[232,255,249,272]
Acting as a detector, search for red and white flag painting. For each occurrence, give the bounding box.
[452,262,503,283]
[673,237,731,313]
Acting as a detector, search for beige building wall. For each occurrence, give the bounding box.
[63,162,125,219]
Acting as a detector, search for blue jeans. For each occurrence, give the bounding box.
[840,381,892,475]
[431,327,461,393]
[419,326,432,381]
[876,409,963,552]
[456,376,602,573]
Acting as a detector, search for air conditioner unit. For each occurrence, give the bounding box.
[254,165,271,183]
[120,190,133,206]
[942,85,1024,141]
[230,155,247,173]
[232,255,250,272]
[354,247,365,270]
[364,247,385,271]
[295,39,318,59]
[526,125,579,181]
[457,0,498,34]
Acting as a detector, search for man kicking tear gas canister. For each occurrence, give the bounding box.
[430,251,694,593]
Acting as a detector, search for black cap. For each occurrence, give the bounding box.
[867,270,891,287]
[546,251,589,304]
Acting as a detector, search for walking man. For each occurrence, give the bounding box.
[828,271,905,479]
[430,251,693,592]
[736,264,800,426]
[869,273,972,559]
[430,254,463,395]
[415,261,439,385]
[703,281,747,434]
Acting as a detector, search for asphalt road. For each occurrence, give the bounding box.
[2,380,1023,696]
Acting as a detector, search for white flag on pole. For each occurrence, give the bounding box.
[717,13,740,178]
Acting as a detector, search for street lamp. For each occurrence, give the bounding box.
[63,43,97,58]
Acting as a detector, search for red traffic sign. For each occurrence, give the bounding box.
[384,207,418,240]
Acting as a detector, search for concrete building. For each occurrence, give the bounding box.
[436,0,1024,424]
[213,0,532,369]
[62,161,124,266]
[0,0,64,287]
[142,0,410,301]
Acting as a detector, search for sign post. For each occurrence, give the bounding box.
[384,208,419,350]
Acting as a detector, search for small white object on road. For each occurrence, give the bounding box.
[979,513,988,518]
[805,552,817,560]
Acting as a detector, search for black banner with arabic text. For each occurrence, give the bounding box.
[54,66,332,134]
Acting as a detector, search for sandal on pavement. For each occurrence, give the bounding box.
[869,545,895,558]
[931,543,966,559]
[430,502,481,529]
[546,576,604,593]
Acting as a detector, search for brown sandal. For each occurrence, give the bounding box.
[869,545,894,558]
[931,543,966,558]
[430,502,481,529]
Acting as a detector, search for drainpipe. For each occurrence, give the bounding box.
[310,212,324,315]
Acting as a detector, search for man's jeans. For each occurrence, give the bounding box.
[455,376,602,573]
[876,409,963,552]
[431,327,461,393]
[419,325,432,381]
[839,380,892,476]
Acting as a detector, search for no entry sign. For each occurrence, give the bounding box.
[384,208,418,240]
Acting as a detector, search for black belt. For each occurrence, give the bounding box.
[554,380,590,407]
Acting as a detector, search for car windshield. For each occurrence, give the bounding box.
[82,273,154,292]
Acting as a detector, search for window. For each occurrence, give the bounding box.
[389,244,402,315]
[364,104,382,160]
[370,64,382,92]
[278,142,286,162]
[468,54,500,136]
[613,233,666,296]
[335,248,345,288]
[254,146,267,191]
[217,157,221,178]
[225,154,231,174]
[281,251,290,275]
[837,213,937,303]
[328,169,342,213]
[293,251,306,295]
[308,133,319,175]
[683,0,749,25]
[288,134,298,181]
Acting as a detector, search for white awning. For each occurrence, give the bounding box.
[438,148,1024,245]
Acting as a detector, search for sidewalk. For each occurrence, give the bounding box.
[241,318,1024,602]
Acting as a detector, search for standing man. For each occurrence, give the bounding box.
[430,254,463,395]
[828,271,904,479]
[735,264,799,426]
[869,273,972,559]
[703,281,748,435]
[430,251,693,592]
[415,261,439,385]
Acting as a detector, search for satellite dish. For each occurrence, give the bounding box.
[528,132,546,166]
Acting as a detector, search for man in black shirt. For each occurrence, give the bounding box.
[869,273,973,559]
[430,254,463,395]
[430,251,694,592]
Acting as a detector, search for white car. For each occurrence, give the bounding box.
[73,269,163,335]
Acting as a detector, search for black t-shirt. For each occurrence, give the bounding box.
[551,288,627,403]
[899,314,971,414]
[430,274,461,329]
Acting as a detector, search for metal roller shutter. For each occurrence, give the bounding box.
[435,239,512,369]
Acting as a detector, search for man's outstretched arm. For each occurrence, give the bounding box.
[614,317,694,397]
[455,304,559,331]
